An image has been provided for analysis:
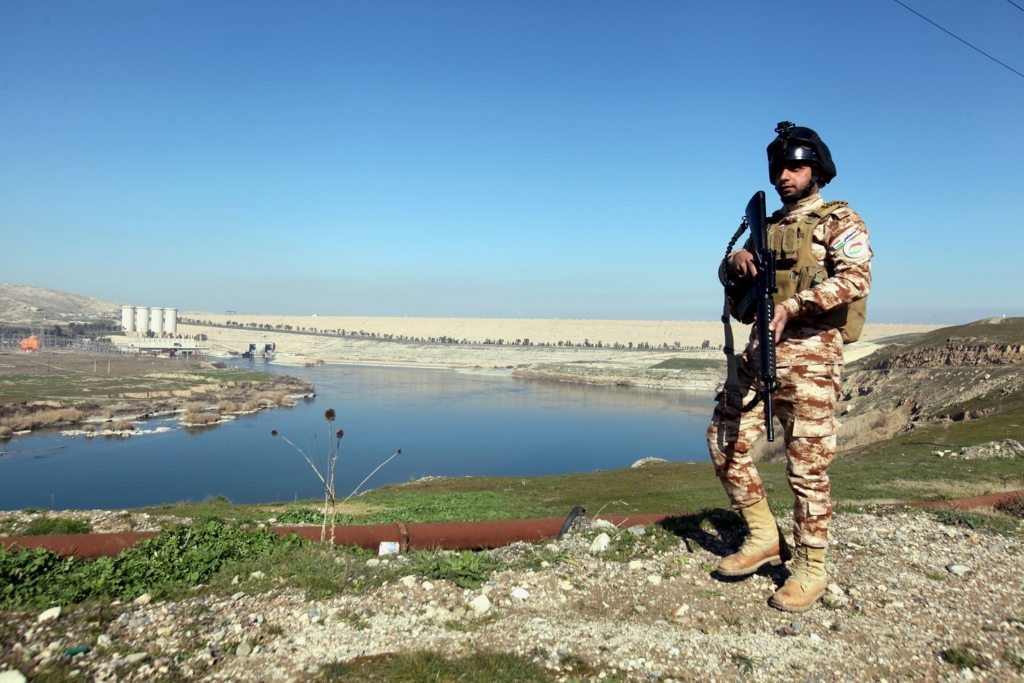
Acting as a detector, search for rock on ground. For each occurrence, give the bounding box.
[1,511,1023,682]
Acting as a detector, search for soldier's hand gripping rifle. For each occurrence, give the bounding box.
[722,190,781,441]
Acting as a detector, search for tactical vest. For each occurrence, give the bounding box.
[767,200,867,343]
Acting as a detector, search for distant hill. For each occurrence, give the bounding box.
[0,284,118,326]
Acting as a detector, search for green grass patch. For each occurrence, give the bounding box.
[829,425,1024,506]
[135,438,1023,540]
[20,516,92,536]
[207,542,380,600]
[315,651,564,682]
[0,520,304,610]
[409,550,502,589]
[730,652,755,674]
[941,645,982,668]
[600,524,681,562]
[354,463,730,522]
[0,352,283,406]
[141,495,281,525]
[273,490,544,526]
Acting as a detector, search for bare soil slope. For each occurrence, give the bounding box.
[834,316,1024,451]
[0,284,118,326]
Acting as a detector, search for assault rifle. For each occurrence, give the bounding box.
[745,190,780,441]
[722,191,780,441]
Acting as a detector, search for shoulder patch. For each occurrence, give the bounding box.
[830,227,861,253]
[841,235,870,261]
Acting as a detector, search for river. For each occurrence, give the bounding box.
[0,363,714,510]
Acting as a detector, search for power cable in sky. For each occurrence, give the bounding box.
[891,0,1024,81]
[1004,0,1024,14]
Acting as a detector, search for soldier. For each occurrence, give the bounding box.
[707,122,872,612]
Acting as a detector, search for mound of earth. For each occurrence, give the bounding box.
[0,284,118,326]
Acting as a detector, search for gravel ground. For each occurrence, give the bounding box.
[2,509,1023,682]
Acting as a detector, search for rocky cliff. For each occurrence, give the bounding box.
[833,318,1024,453]
[872,341,1024,368]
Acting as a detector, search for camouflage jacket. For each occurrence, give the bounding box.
[733,193,873,367]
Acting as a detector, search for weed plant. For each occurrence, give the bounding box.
[276,490,529,526]
[941,645,982,668]
[207,541,380,600]
[315,651,559,683]
[409,550,502,589]
[599,524,680,562]
[730,652,755,674]
[272,409,344,543]
[20,517,92,536]
[273,408,401,544]
[0,520,304,610]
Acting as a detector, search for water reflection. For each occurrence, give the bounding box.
[0,363,714,510]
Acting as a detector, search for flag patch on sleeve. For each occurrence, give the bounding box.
[830,227,861,254]
[842,237,869,260]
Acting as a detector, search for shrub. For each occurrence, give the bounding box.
[21,517,92,536]
[0,520,305,609]
[0,407,85,432]
[257,390,289,407]
[410,550,501,589]
[941,645,981,668]
[218,400,241,413]
[182,403,220,425]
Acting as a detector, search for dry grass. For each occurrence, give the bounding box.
[256,389,291,407]
[218,399,241,413]
[182,402,222,426]
[182,411,221,426]
[109,420,135,432]
[0,407,85,432]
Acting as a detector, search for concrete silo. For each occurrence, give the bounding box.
[121,305,136,334]
[163,308,178,336]
[149,307,164,336]
[135,306,150,336]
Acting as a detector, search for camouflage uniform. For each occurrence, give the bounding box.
[707,193,872,548]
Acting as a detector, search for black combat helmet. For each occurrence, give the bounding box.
[767,121,837,186]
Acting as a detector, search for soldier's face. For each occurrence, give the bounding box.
[774,163,815,201]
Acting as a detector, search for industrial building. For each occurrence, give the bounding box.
[120,305,178,336]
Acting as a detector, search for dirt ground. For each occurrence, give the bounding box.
[0,351,201,378]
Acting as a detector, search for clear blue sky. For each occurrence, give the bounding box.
[2,1,1022,323]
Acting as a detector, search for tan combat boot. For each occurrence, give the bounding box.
[717,498,784,577]
[769,545,827,612]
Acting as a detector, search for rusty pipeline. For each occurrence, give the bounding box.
[6,489,1021,559]
[0,512,677,559]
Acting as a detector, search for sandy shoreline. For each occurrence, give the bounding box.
[179,313,941,374]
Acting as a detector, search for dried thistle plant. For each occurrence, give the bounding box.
[272,409,402,544]
[270,409,343,543]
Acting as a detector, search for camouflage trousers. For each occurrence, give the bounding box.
[706,357,842,548]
